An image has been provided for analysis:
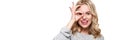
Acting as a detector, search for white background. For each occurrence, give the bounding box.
[0,0,120,40]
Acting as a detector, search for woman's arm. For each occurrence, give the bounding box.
[53,2,80,40]
[53,27,72,40]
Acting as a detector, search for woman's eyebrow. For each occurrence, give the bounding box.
[76,11,91,14]
[86,11,91,13]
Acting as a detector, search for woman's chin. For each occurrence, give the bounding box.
[80,25,89,28]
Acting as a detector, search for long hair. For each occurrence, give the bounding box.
[71,0,101,38]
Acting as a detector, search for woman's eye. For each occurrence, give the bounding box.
[86,12,91,15]
[76,13,82,15]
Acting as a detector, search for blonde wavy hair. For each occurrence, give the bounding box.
[71,0,101,38]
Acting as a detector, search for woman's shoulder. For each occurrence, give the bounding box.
[96,34,104,40]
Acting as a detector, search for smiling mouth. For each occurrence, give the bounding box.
[81,20,88,25]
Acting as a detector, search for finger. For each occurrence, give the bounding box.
[74,5,81,15]
[69,7,75,16]
[69,2,74,13]
[72,2,75,9]
[69,7,74,15]
[75,5,81,11]
[69,7,72,12]
[72,2,74,7]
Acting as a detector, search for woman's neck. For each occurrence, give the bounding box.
[78,28,89,35]
[81,29,89,35]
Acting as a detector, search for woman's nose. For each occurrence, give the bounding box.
[82,15,86,19]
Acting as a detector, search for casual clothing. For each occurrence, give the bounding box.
[53,27,104,40]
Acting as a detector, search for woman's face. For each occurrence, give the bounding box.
[76,4,92,28]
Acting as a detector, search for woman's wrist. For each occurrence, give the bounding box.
[67,19,75,29]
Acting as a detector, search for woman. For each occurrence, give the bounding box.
[53,0,104,40]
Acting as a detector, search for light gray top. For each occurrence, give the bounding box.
[53,27,104,40]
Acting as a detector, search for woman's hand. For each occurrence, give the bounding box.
[67,2,80,29]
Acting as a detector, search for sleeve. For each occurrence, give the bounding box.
[53,27,72,40]
[96,35,104,40]
[99,35,104,40]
